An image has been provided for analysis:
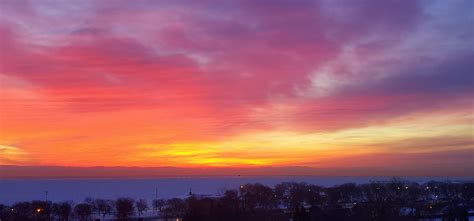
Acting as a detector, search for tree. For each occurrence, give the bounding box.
[152,199,166,216]
[164,198,185,219]
[275,182,310,209]
[332,183,361,203]
[52,202,72,221]
[10,202,32,221]
[239,183,277,212]
[92,199,114,220]
[135,199,148,218]
[220,190,239,215]
[305,184,324,206]
[115,198,135,221]
[360,182,399,221]
[74,203,92,221]
[184,196,216,221]
[0,204,12,221]
[31,200,52,221]
[460,182,474,206]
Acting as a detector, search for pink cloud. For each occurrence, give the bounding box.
[1,0,470,132]
[0,0,472,171]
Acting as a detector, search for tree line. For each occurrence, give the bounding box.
[1,179,473,221]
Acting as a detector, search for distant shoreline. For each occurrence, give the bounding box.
[1,175,474,181]
[2,165,473,179]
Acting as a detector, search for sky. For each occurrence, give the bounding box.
[0,0,473,177]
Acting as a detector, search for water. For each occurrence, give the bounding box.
[1,176,472,205]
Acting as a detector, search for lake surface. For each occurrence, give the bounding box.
[1,176,472,204]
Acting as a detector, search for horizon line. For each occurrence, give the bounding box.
[1,165,473,179]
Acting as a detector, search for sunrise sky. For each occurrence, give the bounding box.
[0,0,473,176]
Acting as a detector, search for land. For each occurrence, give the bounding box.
[1,178,474,221]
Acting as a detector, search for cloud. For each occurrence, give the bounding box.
[0,0,472,171]
[0,145,30,165]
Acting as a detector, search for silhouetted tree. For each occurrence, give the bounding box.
[74,203,92,221]
[152,199,166,216]
[10,201,32,221]
[92,199,113,220]
[359,182,402,221]
[52,202,72,221]
[31,201,52,221]
[460,182,474,206]
[115,198,135,221]
[135,199,148,218]
[327,183,362,206]
[275,182,310,210]
[184,196,216,221]
[163,198,185,219]
[220,190,240,215]
[0,204,11,221]
[239,183,277,212]
[305,184,324,207]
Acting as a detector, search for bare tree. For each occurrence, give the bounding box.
[10,202,32,221]
[52,202,72,221]
[152,199,166,217]
[275,182,309,209]
[164,198,185,219]
[135,199,148,218]
[115,198,135,221]
[92,199,114,220]
[74,203,92,221]
[240,183,277,211]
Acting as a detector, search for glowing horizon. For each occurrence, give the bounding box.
[0,0,473,176]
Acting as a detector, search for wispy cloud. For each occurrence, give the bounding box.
[0,145,30,165]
